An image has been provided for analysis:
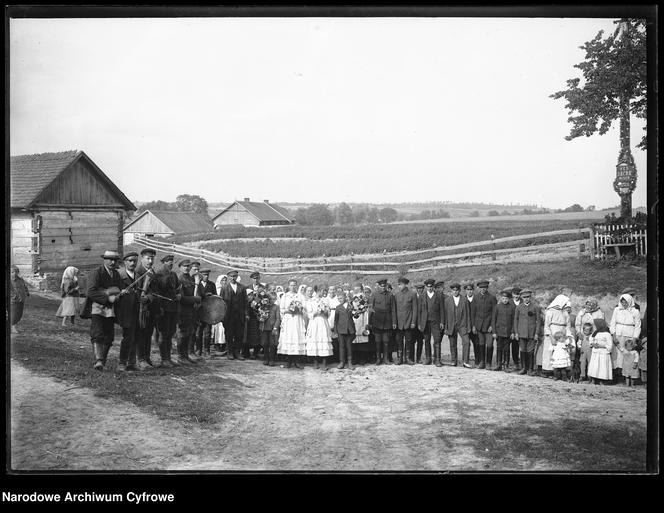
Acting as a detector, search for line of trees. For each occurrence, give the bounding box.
[133,194,211,219]
[294,203,400,226]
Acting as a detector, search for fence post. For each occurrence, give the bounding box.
[298,255,302,272]
[491,234,496,261]
[350,252,354,274]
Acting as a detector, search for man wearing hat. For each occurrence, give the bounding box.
[115,252,141,371]
[492,289,516,371]
[250,271,262,292]
[509,287,523,370]
[369,278,397,365]
[459,283,478,367]
[474,280,497,369]
[194,269,217,358]
[155,254,181,367]
[86,250,124,371]
[175,259,201,364]
[417,278,446,365]
[412,283,425,363]
[220,270,248,360]
[132,248,161,370]
[444,283,471,368]
[513,289,541,375]
[394,277,418,365]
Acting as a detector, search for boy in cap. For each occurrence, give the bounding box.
[115,252,140,371]
[417,278,445,365]
[369,278,397,365]
[134,248,161,370]
[460,283,478,367]
[220,270,248,360]
[195,269,217,357]
[86,250,123,371]
[412,283,425,363]
[510,287,522,370]
[394,277,417,365]
[443,283,471,368]
[155,254,181,367]
[492,289,516,371]
[474,280,497,369]
[513,289,541,375]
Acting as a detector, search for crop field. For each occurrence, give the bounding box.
[169,218,594,259]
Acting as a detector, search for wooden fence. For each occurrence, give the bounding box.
[591,223,647,259]
[132,227,592,275]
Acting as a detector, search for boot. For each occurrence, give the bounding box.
[383,341,391,365]
[406,342,415,365]
[395,344,403,365]
[477,345,486,369]
[424,340,432,365]
[416,340,423,363]
[433,341,442,367]
[347,342,355,370]
[518,352,528,375]
[93,342,105,371]
[338,338,346,369]
[268,346,277,366]
[101,344,111,366]
[374,340,382,365]
[528,352,536,375]
[486,345,493,369]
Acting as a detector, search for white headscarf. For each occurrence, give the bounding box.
[215,275,226,291]
[61,266,78,287]
[547,294,571,311]
[619,293,635,309]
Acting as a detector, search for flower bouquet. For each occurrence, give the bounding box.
[315,298,330,317]
[351,293,368,319]
[252,290,272,326]
[288,298,303,315]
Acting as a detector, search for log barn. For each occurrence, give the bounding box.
[10,150,136,281]
[211,198,294,228]
[122,210,213,244]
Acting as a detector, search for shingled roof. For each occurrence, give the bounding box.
[10,150,135,210]
[124,210,213,234]
[213,200,294,223]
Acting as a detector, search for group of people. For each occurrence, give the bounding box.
[12,248,647,387]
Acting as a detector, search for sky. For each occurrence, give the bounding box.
[9,16,648,210]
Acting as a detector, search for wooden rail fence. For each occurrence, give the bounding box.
[592,223,647,259]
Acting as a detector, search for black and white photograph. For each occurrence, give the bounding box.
[4,6,658,479]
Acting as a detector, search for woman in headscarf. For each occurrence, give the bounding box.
[56,266,81,326]
[211,274,227,353]
[609,293,642,380]
[574,298,605,334]
[587,318,613,384]
[539,294,573,377]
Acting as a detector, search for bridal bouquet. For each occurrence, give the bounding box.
[252,290,272,323]
[288,298,303,314]
[351,293,368,319]
[315,298,330,316]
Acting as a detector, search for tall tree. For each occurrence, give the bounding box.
[175,194,209,216]
[366,207,380,224]
[379,207,398,223]
[137,199,174,214]
[294,207,308,225]
[335,202,354,225]
[550,18,646,218]
[306,204,334,226]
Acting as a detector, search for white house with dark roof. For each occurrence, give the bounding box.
[10,150,136,278]
[211,198,295,228]
[122,210,213,244]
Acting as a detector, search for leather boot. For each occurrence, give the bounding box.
[424,340,432,365]
[269,345,277,366]
[374,340,382,365]
[347,340,355,370]
[383,341,391,365]
[486,345,493,369]
[519,352,528,375]
[433,341,442,367]
[406,341,414,365]
[93,342,105,370]
[478,345,486,369]
[416,339,423,363]
[528,351,536,375]
[101,344,111,365]
[395,343,403,365]
[337,337,346,369]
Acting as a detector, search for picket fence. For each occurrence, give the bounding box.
[592,223,647,259]
[132,227,592,275]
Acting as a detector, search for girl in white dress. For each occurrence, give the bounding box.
[609,294,642,380]
[277,279,307,368]
[305,289,333,370]
[56,266,81,326]
[211,275,227,351]
[588,318,613,384]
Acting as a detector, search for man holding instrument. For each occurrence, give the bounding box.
[176,259,201,364]
[115,251,141,371]
[195,269,217,358]
[134,248,160,370]
[86,250,123,371]
[156,254,181,367]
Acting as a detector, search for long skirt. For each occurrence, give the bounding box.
[588,349,613,380]
[278,312,307,355]
[56,296,80,318]
[246,318,261,348]
[211,321,226,346]
[305,315,333,357]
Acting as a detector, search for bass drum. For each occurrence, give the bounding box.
[199,295,227,324]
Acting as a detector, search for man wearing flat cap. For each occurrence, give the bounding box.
[369,278,397,365]
[250,271,262,292]
[220,270,248,360]
[394,277,418,365]
[492,289,516,371]
[412,283,425,363]
[115,252,141,371]
[86,250,123,371]
[462,283,481,367]
[417,278,445,365]
[175,259,200,364]
[443,283,472,368]
[509,287,523,370]
[513,289,541,375]
[155,254,181,367]
[132,248,161,370]
[195,269,217,358]
[474,280,497,369]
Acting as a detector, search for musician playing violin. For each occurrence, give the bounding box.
[156,254,181,367]
[115,251,141,371]
[134,248,161,370]
[86,250,124,371]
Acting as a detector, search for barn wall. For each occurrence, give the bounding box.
[124,212,173,235]
[214,206,260,227]
[36,209,124,273]
[10,211,35,276]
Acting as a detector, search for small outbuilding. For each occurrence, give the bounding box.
[211,198,294,228]
[10,150,136,280]
[122,210,213,244]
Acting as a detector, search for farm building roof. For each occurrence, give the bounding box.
[212,200,294,223]
[124,210,213,234]
[10,150,135,210]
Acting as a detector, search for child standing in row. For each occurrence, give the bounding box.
[577,322,594,381]
[260,292,281,366]
[549,331,574,381]
[334,291,356,370]
[638,338,647,386]
[620,338,640,387]
[587,318,613,385]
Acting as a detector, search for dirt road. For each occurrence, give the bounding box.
[10,356,647,472]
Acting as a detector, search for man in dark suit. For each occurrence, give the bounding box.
[474,280,497,369]
[444,283,471,368]
[412,283,425,363]
[134,248,161,370]
[394,277,417,365]
[492,289,516,371]
[510,286,523,370]
[418,278,446,366]
[513,289,541,376]
[195,269,217,357]
[220,270,248,360]
[334,292,356,370]
[86,250,123,371]
[463,283,480,367]
[115,252,141,372]
[175,259,201,365]
[156,254,181,367]
[368,278,397,365]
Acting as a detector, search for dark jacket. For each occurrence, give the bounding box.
[134,264,160,317]
[115,268,141,328]
[86,264,122,306]
[334,303,356,335]
[417,290,445,330]
[394,287,418,329]
[473,292,496,332]
[492,301,516,338]
[513,301,541,339]
[369,291,397,330]
[220,282,247,322]
[261,303,281,332]
[178,273,201,323]
[444,295,471,336]
[197,280,217,298]
[156,268,181,313]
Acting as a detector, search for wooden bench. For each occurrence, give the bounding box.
[603,242,637,259]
